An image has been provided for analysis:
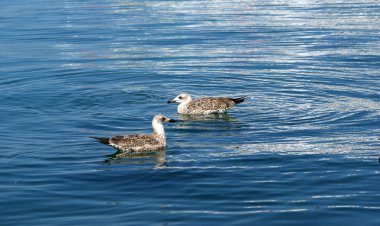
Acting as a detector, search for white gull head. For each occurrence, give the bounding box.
[168,93,192,114]
[152,114,176,145]
[168,93,192,104]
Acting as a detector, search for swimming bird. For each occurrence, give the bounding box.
[91,115,175,152]
[168,93,246,114]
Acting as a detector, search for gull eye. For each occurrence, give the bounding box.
[179,96,183,99]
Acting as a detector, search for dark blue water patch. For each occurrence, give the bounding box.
[1,0,380,225]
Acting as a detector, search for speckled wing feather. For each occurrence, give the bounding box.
[188,97,236,113]
[109,134,161,151]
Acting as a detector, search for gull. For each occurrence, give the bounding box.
[91,115,175,152]
[168,93,246,114]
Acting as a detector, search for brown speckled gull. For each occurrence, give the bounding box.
[168,93,246,114]
[91,115,175,152]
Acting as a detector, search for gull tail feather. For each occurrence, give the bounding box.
[91,136,110,145]
[230,96,247,104]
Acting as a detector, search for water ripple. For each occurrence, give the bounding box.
[1,0,379,225]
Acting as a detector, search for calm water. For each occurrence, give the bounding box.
[1,0,380,225]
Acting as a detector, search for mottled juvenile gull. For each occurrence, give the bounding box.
[91,115,175,152]
[168,93,246,114]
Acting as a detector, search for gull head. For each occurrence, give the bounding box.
[167,93,192,104]
[153,114,176,124]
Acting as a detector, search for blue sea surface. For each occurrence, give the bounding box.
[1,0,379,225]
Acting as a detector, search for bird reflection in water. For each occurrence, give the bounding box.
[104,149,167,169]
[176,113,240,131]
[178,113,236,122]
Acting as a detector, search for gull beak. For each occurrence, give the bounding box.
[167,99,176,104]
[164,118,176,123]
